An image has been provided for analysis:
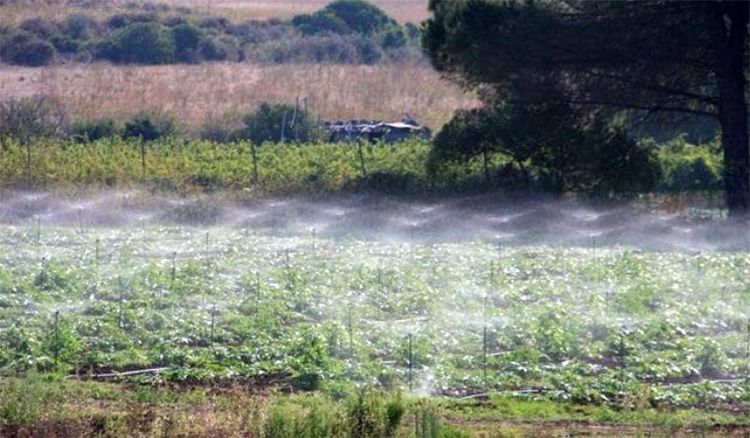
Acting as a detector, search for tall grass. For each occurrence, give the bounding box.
[0,64,475,132]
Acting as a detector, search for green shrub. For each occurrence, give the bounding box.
[292,12,349,36]
[198,118,236,143]
[98,22,175,64]
[63,13,95,40]
[291,0,401,42]
[172,22,204,63]
[239,101,318,144]
[323,0,398,36]
[49,34,82,54]
[656,138,723,192]
[0,31,56,66]
[70,118,121,142]
[20,17,59,39]
[39,315,82,370]
[0,96,63,143]
[381,27,406,49]
[666,157,720,191]
[0,376,52,426]
[123,111,178,141]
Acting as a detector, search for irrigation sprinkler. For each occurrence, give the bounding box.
[311,227,316,256]
[346,302,354,356]
[482,292,489,389]
[377,267,384,320]
[255,272,261,315]
[746,318,750,380]
[77,208,84,234]
[35,216,41,243]
[95,238,100,265]
[117,276,124,329]
[618,332,626,384]
[483,325,488,389]
[171,251,177,284]
[53,310,60,365]
[407,332,414,392]
[210,304,217,344]
[205,232,210,269]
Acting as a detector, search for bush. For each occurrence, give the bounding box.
[323,0,397,36]
[49,34,82,54]
[70,118,121,142]
[172,22,204,63]
[123,111,178,141]
[63,13,95,40]
[97,22,175,64]
[291,0,400,39]
[0,96,63,143]
[20,17,59,39]
[656,138,723,192]
[380,27,406,49]
[292,12,349,36]
[198,118,236,143]
[0,31,56,66]
[431,103,661,196]
[239,101,318,144]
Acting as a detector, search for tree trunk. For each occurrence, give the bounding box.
[714,2,749,218]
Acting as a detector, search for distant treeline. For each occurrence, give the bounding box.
[0,96,724,197]
[0,0,422,67]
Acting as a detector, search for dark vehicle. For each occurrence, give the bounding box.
[324,116,431,144]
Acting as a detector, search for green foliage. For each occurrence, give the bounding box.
[123,111,178,141]
[97,22,175,64]
[656,138,723,192]
[63,13,94,40]
[239,101,318,144]
[293,0,397,36]
[323,0,397,36]
[0,96,63,144]
[345,390,404,437]
[39,316,82,370]
[293,12,349,36]
[421,0,749,215]
[0,375,53,426]
[0,31,55,66]
[172,22,209,63]
[70,118,121,143]
[430,102,661,196]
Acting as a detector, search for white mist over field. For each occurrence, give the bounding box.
[0,190,747,251]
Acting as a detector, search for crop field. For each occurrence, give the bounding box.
[1,193,749,414]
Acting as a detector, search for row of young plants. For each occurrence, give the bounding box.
[0,222,748,409]
[0,134,727,199]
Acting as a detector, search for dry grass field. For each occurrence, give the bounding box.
[166,0,430,23]
[0,0,429,25]
[0,62,474,131]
